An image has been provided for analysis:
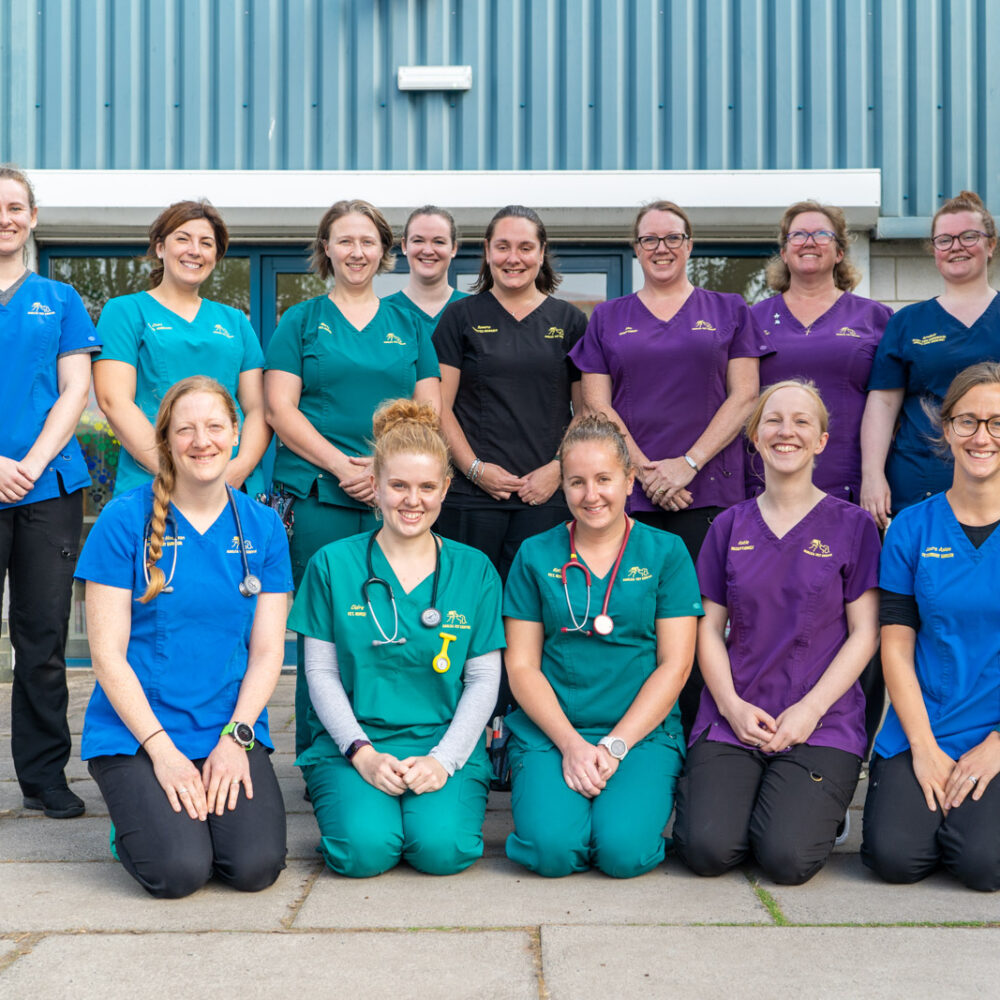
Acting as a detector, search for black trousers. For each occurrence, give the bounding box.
[862,751,1000,891]
[0,489,82,796]
[673,734,861,885]
[88,743,287,899]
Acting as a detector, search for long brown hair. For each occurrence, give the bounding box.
[471,205,561,294]
[145,200,229,289]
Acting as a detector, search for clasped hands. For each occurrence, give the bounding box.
[560,737,620,798]
[352,745,449,796]
[639,457,695,511]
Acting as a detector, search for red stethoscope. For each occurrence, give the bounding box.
[560,515,632,637]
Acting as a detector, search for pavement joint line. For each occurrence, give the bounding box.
[279,860,324,929]
[0,932,45,974]
[744,871,788,925]
[528,926,548,1000]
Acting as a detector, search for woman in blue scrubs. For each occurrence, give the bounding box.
[77,376,293,898]
[503,414,702,878]
[93,200,270,498]
[1,166,99,820]
[863,363,1000,891]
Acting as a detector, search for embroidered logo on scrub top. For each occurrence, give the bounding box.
[617,326,639,336]
[692,320,716,331]
[472,325,498,334]
[213,324,234,339]
[623,566,652,581]
[27,301,56,316]
[730,539,754,551]
[226,536,258,555]
[319,322,333,335]
[384,332,406,345]
[348,603,367,617]
[836,327,860,338]
[920,546,954,559]
[545,327,565,339]
[443,610,470,629]
[803,539,833,558]
[912,333,947,346]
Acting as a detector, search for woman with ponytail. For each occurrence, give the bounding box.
[288,399,504,877]
[75,376,293,898]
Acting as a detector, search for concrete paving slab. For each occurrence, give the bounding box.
[295,855,767,929]
[1,816,112,861]
[0,930,538,1000]
[287,809,321,860]
[0,860,319,933]
[763,854,1000,924]
[541,925,1000,1000]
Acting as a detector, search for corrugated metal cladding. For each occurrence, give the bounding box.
[1,0,998,219]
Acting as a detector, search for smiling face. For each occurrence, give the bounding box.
[780,210,843,283]
[944,383,1000,484]
[167,391,238,489]
[373,451,450,540]
[485,216,544,295]
[933,209,995,285]
[561,441,634,532]
[156,218,218,290]
[325,212,383,290]
[753,385,829,477]
[402,213,457,283]
[634,208,692,288]
[0,178,37,260]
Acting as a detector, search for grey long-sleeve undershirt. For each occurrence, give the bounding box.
[303,636,501,775]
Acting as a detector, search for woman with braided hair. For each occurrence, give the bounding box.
[76,376,293,898]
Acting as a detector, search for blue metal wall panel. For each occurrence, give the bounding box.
[2,0,999,219]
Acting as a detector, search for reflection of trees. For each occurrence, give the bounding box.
[689,257,770,304]
[277,274,327,322]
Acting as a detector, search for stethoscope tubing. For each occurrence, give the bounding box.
[560,514,632,637]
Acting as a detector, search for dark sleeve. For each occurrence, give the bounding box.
[879,588,920,630]
[562,302,588,382]
[431,298,466,369]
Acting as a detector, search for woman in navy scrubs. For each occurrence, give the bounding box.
[0,165,99,819]
[863,363,1000,891]
[77,376,293,898]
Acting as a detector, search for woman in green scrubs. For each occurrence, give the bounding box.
[94,200,270,498]
[288,399,503,877]
[264,200,442,754]
[503,414,703,877]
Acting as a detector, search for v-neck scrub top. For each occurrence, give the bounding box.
[867,296,1000,512]
[265,295,440,509]
[875,493,1000,761]
[76,484,294,761]
[96,292,265,498]
[384,288,468,340]
[569,289,772,513]
[502,519,704,748]
[432,292,586,509]
[751,292,892,502]
[693,495,881,758]
[1,272,101,508]
[287,533,505,764]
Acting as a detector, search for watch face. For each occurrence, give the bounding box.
[234,723,254,745]
[610,738,626,757]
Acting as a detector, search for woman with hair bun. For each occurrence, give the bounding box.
[94,200,270,498]
[863,190,1000,527]
[288,399,503,877]
[77,376,293,898]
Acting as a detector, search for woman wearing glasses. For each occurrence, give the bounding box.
[862,363,1000,891]
[862,191,1000,527]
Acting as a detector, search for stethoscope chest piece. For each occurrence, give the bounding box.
[239,574,263,597]
[421,607,442,628]
[592,613,614,636]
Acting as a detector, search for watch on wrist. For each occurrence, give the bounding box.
[345,739,373,761]
[598,735,628,761]
[221,721,255,751]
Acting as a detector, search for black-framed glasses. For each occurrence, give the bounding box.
[949,413,1000,438]
[636,233,689,252]
[932,230,991,251]
[785,230,837,247]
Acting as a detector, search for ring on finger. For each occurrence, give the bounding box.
[178,787,189,795]
[969,775,979,786]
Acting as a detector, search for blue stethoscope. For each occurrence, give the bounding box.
[142,486,261,597]
[561,515,632,637]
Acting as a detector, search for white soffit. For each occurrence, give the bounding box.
[29,169,882,242]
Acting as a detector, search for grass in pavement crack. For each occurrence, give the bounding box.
[744,873,789,926]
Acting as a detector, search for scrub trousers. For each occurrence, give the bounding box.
[672,734,861,885]
[0,489,81,798]
[505,734,685,878]
[289,494,377,756]
[861,751,1000,892]
[88,743,286,899]
[302,746,491,878]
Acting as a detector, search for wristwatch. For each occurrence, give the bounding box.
[345,739,373,761]
[221,721,255,750]
[598,735,628,761]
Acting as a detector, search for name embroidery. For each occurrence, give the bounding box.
[545,327,564,340]
[912,333,946,346]
[623,566,652,581]
[920,546,954,559]
[836,326,860,338]
[27,302,55,316]
[147,322,172,333]
[617,325,640,336]
[472,324,498,334]
[547,567,562,579]
[213,324,234,339]
[803,539,832,558]
[443,610,470,629]
[162,534,184,548]
[384,332,406,345]
[348,603,367,617]
[692,320,716,331]
[730,539,755,552]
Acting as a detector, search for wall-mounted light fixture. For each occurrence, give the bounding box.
[397,65,473,91]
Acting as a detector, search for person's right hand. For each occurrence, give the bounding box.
[912,744,957,813]
[720,696,777,749]
[560,738,608,798]
[860,472,892,531]
[149,741,208,820]
[337,455,376,505]
[476,463,526,502]
[351,745,408,796]
[0,455,36,503]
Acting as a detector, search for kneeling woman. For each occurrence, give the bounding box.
[503,415,702,878]
[78,377,293,898]
[672,380,880,885]
[289,400,504,877]
[863,363,1000,891]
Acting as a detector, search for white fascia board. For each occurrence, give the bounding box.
[28,169,881,242]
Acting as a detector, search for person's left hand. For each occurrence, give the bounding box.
[201,737,253,815]
[398,755,449,795]
[944,731,1000,810]
[760,700,823,754]
[641,457,696,508]
[517,461,561,507]
[595,744,621,782]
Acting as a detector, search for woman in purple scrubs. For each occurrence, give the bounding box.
[672,380,880,885]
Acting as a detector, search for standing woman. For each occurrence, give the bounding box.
[672,381,880,885]
[863,363,1000,891]
[265,199,441,755]
[503,415,702,878]
[385,205,467,338]
[77,377,293,898]
[0,165,99,819]
[93,200,270,498]
[862,191,1000,528]
[749,201,892,503]
[288,400,503,877]
[432,204,587,582]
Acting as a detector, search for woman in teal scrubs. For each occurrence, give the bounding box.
[503,415,703,877]
[265,199,442,755]
[385,205,467,337]
[288,399,503,877]
[94,200,270,498]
